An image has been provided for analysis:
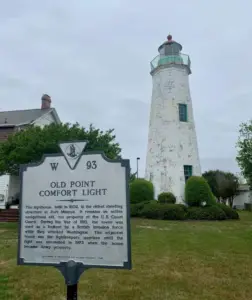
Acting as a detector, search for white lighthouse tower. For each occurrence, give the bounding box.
[145,34,201,202]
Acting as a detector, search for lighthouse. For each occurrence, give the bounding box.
[145,34,201,203]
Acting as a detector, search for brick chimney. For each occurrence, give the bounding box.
[41,94,51,109]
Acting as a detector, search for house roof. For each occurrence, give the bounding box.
[238,184,250,191]
[0,108,60,127]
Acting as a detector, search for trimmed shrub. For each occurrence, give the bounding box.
[130,200,158,217]
[176,203,188,212]
[141,203,187,220]
[187,206,226,220]
[216,203,239,220]
[163,204,187,220]
[131,202,239,221]
[149,200,158,205]
[130,202,146,217]
[140,203,164,219]
[185,176,216,207]
[130,179,154,204]
[158,192,176,204]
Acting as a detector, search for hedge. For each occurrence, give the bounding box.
[130,202,146,217]
[185,176,216,207]
[186,206,227,220]
[216,203,239,220]
[140,203,186,220]
[130,179,154,204]
[158,192,176,204]
[130,202,239,221]
[130,200,157,217]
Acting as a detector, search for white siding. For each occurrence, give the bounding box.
[0,175,9,208]
[8,175,20,201]
[33,111,55,128]
[233,191,252,208]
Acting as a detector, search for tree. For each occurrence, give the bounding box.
[202,170,222,201]
[130,171,137,182]
[215,171,231,204]
[0,122,121,175]
[237,120,252,187]
[203,170,239,207]
[221,172,239,207]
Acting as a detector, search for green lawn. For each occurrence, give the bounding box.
[1,212,252,300]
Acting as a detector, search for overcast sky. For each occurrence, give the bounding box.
[0,1,251,177]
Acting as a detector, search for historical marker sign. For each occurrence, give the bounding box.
[18,141,131,270]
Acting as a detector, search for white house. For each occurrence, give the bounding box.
[0,94,61,208]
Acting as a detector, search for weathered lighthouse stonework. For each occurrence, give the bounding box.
[145,35,201,203]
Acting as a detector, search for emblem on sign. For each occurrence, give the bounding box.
[59,141,87,170]
[66,144,79,159]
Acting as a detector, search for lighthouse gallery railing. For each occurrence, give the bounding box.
[150,53,191,71]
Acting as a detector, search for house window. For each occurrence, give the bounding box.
[179,104,188,122]
[184,165,192,181]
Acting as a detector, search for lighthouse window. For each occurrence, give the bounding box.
[184,165,192,181]
[178,104,188,122]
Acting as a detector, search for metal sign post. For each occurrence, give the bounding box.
[17,141,132,300]
[57,261,86,300]
[67,284,77,300]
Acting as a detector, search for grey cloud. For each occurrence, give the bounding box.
[201,157,240,174]
[0,0,251,177]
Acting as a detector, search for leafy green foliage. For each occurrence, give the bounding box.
[130,178,154,204]
[222,172,240,207]
[0,123,121,175]
[130,202,147,217]
[216,203,239,220]
[130,201,239,221]
[236,121,252,187]
[203,170,239,207]
[130,201,158,217]
[185,176,215,207]
[202,170,222,200]
[176,203,188,212]
[186,206,227,220]
[158,192,176,204]
[140,203,187,220]
[130,171,137,183]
